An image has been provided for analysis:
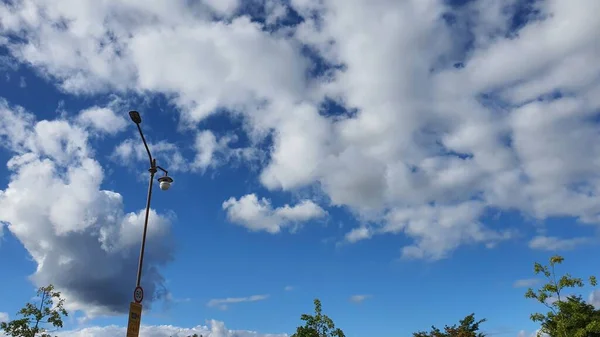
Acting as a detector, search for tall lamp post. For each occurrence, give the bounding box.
[126,110,174,337]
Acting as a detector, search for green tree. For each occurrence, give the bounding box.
[0,284,68,337]
[291,299,345,337]
[412,313,487,337]
[525,255,600,337]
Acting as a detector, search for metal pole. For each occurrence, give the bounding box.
[135,159,157,288]
[136,123,153,169]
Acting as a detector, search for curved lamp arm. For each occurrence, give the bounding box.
[135,123,154,168]
[129,110,154,168]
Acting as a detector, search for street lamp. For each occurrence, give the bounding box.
[126,110,174,337]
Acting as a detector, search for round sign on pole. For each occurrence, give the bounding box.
[134,286,144,303]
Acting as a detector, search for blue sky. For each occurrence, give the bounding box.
[0,0,599,336]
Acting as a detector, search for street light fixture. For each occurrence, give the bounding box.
[158,176,173,191]
[126,110,174,337]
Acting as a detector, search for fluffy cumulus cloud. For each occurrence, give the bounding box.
[0,100,174,318]
[1,0,599,262]
[56,320,288,337]
[223,194,327,233]
[75,106,127,135]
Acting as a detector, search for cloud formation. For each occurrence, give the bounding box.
[75,107,127,136]
[528,236,592,251]
[223,194,327,233]
[112,129,258,174]
[349,295,371,304]
[0,100,174,318]
[207,294,270,310]
[513,278,541,288]
[55,320,287,337]
[0,0,599,282]
[589,290,600,309]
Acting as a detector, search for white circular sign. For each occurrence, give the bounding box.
[134,286,144,303]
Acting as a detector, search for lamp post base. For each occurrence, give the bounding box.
[126,302,143,337]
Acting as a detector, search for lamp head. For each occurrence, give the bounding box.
[157,176,173,191]
[129,110,142,124]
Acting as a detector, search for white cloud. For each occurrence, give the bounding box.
[344,227,372,243]
[384,202,513,260]
[290,0,600,258]
[349,295,371,303]
[55,320,287,337]
[528,236,591,251]
[112,130,258,174]
[0,99,36,151]
[0,312,8,323]
[264,0,288,26]
[284,286,294,291]
[203,0,240,16]
[0,100,174,318]
[76,107,127,135]
[112,138,189,173]
[190,130,259,172]
[589,290,600,309]
[1,0,600,259]
[517,330,548,337]
[192,130,219,171]
[513,278,541,288]
[222,194,327,233]
[207,294,270,311]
